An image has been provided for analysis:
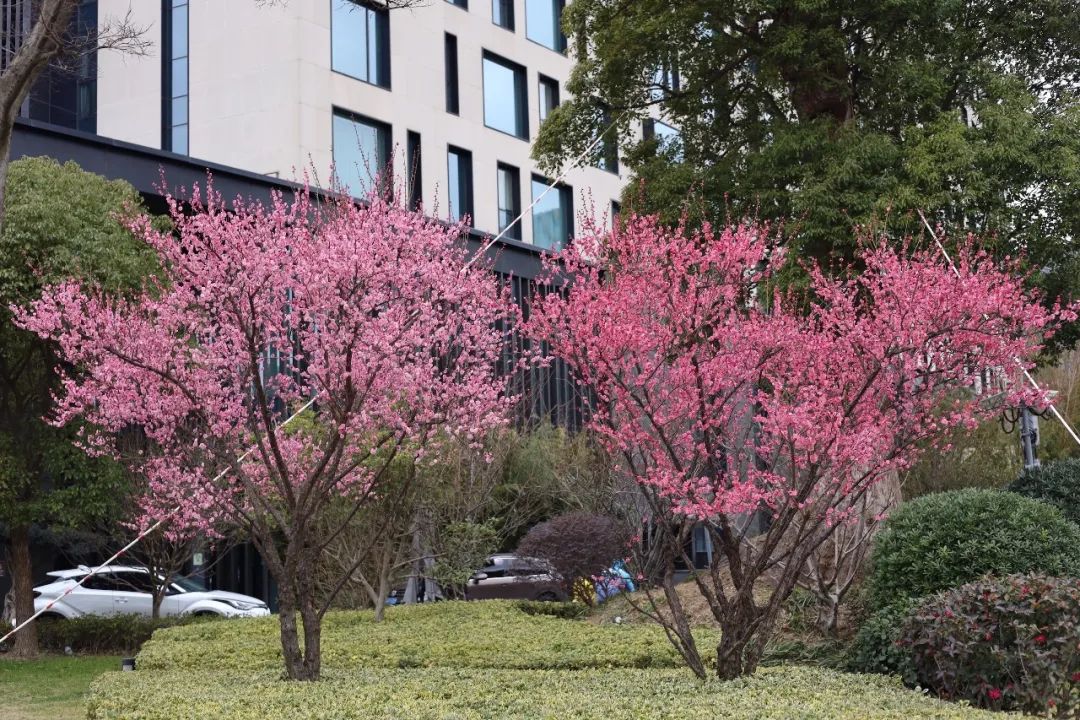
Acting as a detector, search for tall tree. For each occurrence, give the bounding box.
[523,213,1064,679]
[0,156,158,657]
[17,185,512,681]
[535,0,1080,337]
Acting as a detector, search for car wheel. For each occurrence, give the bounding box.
[535,591,559,602]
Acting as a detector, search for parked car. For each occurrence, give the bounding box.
[465,554,567,602]
[31,566,270,620]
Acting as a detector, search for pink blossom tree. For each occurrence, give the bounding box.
[16,184,512,680]
[524,214,1067,680]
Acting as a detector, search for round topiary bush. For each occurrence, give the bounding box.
[867,488,1080,609]
[900,573,1080,716]
[1008,458,1080,526]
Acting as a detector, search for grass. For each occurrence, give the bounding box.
[0,654,120,720]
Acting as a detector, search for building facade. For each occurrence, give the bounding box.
[92,0,628,249]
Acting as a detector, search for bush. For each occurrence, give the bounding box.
[1008,458,1080,526]
[845,601,915,682]
[516,512,630,599]
[866,488,1080,609]
[136,600,713,672]
[430,521,499,599]
[901,574,1080,716]
[36,613,215,655]
[87,665,1007,719]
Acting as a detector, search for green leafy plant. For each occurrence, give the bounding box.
[35,614,217,655]
[1008,458,1080,526]
[845,600,916,681]
[429,521,499,599]
[867,488,1080,609]
[901,574,1080,716]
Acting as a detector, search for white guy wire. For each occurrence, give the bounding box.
[0,395,318,645]
[916,209,1080,449]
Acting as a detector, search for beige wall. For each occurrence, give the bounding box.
[96,0,628,245]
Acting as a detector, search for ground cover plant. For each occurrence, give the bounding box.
[86,665,1019,720]
[0,655,120,720]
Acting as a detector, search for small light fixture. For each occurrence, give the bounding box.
[121,657,136,671]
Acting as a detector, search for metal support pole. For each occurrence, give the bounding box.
[1019,404,1040,471]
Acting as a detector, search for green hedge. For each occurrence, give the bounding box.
[87,666,1011,720]
[137,601,709,672]
[867,488,1080,609]
[1009,458,1080,526]
[37,614,217,655]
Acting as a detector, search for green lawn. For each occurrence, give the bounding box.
[0,655,120,720]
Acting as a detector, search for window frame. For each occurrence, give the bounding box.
[447,145,475,225]
[530,173,573,251]
[492,0,514,31]
[445,33,460,115]
[496,162,522,240]
[162,0,189,154]
[446,0,468,9]
[481,50,529,140]
[331,107,393,198]
[538,73,559,124]
[524,0,566,54]
[407,130,422,210]
[330,0,391,89]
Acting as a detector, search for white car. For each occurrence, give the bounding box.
[32,566,270,619]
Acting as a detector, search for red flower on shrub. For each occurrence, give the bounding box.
[988,688,1003,701]
[1071,672,1080,683]
[1035,634,1047,645]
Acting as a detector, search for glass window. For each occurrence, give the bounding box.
[646,119,683,161]
[446,0,468,8]
[482,52,528,139]
[531,175,572,250]
[445,33,459,114]
[492,0,514,30]
[596,107,618,173]
[113,571,157,594]
[538,74,559,123]
[331,0,390,88]
[497,163,521,240]
[165,0,189,154]
[332,110,391,198]
[407,130,422,210]
[525,0,565,53]
[447,146,474,224]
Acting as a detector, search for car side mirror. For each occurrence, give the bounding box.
[470,573,488,584]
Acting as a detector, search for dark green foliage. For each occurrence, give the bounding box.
[515,600,589,620]
[1009,458,1080,526]
[536,1,1080,347]
[429,521,498,598]
[36,614,216,655]
[867,489,1080,609]
[901,574,1080,716]
[846,601,916,682]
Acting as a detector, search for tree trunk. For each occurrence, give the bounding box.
[152,590,164,619]
[7,524,38,658]
[298,587,322,680]
[277,585,309,680]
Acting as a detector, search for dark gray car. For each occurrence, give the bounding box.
[464,554,567,602]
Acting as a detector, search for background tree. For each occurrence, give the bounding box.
[523,213,1062,679]
[0,156,157,657]
[535,0,1080,341]
[0,0,147,226]
[17,185,511,681]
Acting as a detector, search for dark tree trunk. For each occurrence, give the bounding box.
[8,524,38,658]
[275,551,323,681]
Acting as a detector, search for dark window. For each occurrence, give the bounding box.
[332,109,392,197]
[331,0,390,88]
[611,200,622,226]
[82,574,122,591]
[446,0,468,8]
[112,571,157,593]
[28,0,97,132]
[497,163,521,240]
[531,175,572,250]
[407,130,422,210]
[644,118,682,161]
[525,0,565,53]
[482,52,528,139]
[538,74,559,123]
[447,146,474,224]
[492,0,514,30]
[162,0,188,153]
[596,107,618,174]
[445,33,459,114]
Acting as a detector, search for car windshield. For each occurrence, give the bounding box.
[171,576,208,593]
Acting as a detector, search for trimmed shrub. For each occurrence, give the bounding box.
[845,601,915,682]
[516,512,630,599]
[1009,458,1080,526]
[515,600,589,620]
[87,665,1008,719]
[866,488,1080,609]
[36,613,216,655]
[901,574,1080,716]
[136,600,713,672]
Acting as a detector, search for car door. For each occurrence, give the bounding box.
[465,563,518,600]
[64,573,122,616]
[109,570,156,617]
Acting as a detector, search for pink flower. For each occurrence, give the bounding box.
[988,688,1002,701]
